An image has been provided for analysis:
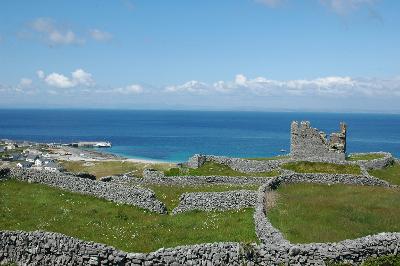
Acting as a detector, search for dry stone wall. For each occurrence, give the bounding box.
[282,172,392,187]
[2,230,399,265]
[172,190,257,214]
[141,170,275,185]
[1,168,167,214]
[186,154,285,172]
[349,152,394,170]
[0,231,241,266]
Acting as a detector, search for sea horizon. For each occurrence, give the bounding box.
[1,109,399,162]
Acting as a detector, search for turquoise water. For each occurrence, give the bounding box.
[0,109,399,162]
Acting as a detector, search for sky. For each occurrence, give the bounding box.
[0,0,400,112]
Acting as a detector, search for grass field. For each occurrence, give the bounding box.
[0,180,257,252]
[164,161,279,177]
[347,153,385,161]
[147,184,259,211]
[60,160,173,178]
[281,161,361,175]
[268,183,400,243]
[369,163,400,185]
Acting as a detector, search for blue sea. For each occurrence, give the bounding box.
[0,109,399,162]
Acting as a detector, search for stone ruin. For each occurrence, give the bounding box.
[290,121,347,161]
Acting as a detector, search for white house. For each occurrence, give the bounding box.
[26,154,39,163]
[4,144,15,151]
[17,161,33,169]
[43,161,60,172]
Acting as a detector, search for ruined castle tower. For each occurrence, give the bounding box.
[290,121,347,161]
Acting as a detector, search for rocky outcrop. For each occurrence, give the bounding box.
[172,190,257,214]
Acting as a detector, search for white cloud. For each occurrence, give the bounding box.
[113,84,144,94]
[38,69,95,89]
[165,80,209,94]
[89,29,112,42]
[71,69,95,86]
[37,70,45,79]
[165,74,400,98]
[30,18,84,45]
[19,78,32,87]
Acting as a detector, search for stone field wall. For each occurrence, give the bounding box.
[1,230,399,265]
[172,190,257,214]
[0,168,167,214]
[0,231,241,266]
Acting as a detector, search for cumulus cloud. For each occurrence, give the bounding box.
[38,69,95,89]
[30,18,84,45]
[89,29,112,42]
[165,74,400,98]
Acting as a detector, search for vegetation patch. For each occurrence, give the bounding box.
[60,160,173,178]
[0,180,257,253]
[147,184,259,211]
[268,183,400,243]
[164,162,279,177]
[369,163,400,186]
[281,161,361,175]
[347,153,385,161]
[362,254,400,266]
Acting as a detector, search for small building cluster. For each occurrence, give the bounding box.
[0,140,62,172]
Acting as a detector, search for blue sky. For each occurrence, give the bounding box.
[0,0,400,112]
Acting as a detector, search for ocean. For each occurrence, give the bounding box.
[0,109,399,162]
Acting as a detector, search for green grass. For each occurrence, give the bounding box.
[268,183,400,244]
[164,162,279,177]
[369,163,400,186]
[246,155,290,161]
[0,180,257,252]
[347,153,385,161]
[147,184,260,211]
[281,161,361,175]
[60,160,173,178]
[363,254,400,266]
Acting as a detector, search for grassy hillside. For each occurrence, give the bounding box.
[369,163,400,185]
[281,161,361,175]
[164,162,279,177]
[0,180,257,252]
[268,183,400,243]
